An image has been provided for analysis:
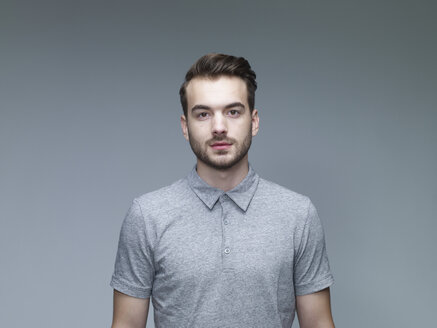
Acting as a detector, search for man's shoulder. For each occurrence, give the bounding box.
[133,176,189,211]
[258,176,309,201]
[257,176,311,212]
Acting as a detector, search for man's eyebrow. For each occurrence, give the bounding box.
[190,102,245,113]
[224,102,245,109]
[191,104,211,112]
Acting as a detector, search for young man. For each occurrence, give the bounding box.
[110,53,335,328]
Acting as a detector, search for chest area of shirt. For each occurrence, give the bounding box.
[152,201,296,282]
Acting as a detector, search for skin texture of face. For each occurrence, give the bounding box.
[181,76,259,171]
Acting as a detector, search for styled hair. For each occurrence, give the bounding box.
[179,53,257,118]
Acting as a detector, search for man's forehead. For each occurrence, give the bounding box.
[186,76,248,103]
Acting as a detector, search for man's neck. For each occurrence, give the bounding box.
[196,157,249,192]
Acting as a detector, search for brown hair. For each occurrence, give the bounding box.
[179,53,257,118]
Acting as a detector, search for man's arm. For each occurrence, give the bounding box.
[112,290,150,328]
[296,287,335,328]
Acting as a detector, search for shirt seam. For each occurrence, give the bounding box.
[133,198,156,268]
[295,197,312,265]
[294,273,334,295]
[294,272,333,289]
[111,274,152,296]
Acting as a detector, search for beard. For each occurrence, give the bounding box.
[187,124,252,171]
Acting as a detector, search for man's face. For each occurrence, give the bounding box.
[181,76,259,171]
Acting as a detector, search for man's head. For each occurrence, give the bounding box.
[180,53,259,171]
[179,53,257,119]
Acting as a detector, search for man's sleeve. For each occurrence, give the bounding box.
[110,199,155,298]
[294,198,334,296]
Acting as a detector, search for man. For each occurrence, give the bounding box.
[110,53,335,328]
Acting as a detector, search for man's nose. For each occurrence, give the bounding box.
[212,114,227,136]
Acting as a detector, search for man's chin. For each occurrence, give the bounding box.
[206,159,242,171]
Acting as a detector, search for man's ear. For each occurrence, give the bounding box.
[251,109,260,137]
[181,115,189,141]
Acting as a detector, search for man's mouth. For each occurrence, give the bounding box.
[211,142,232,150]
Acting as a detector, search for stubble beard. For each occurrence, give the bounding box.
[187,124,253,171]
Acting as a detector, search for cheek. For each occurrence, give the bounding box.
[188,124,209,141]
[234,121,252,136]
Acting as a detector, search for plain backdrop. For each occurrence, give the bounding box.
[1,0,436,327]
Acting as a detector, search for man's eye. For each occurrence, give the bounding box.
[198,112,209,118]
[229,110,240,116]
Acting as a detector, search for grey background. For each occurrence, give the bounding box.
[1,0,436,327]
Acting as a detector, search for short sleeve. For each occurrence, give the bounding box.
[110,199,155,298]
[294,199,334,296]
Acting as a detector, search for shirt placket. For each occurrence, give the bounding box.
[219,194,233,271]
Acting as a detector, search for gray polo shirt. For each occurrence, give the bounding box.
[110,164,334,328]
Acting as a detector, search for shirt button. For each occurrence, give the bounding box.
[224,248,231,254]
[224,219,229,225]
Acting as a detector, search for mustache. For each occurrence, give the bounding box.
[208,137,235,145]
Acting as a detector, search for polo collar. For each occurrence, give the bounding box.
[187,163,260,212]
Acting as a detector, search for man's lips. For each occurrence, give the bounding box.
[211,142,232,150]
